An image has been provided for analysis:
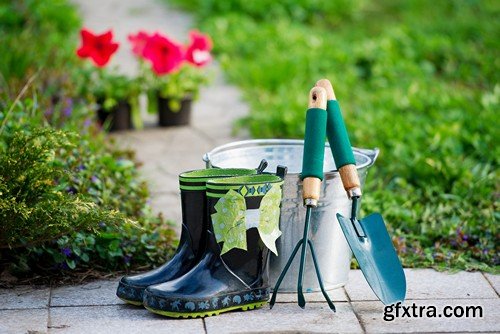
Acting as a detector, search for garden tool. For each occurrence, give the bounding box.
[270,86,335,311]
[117,162,268,305]
[143,167,287,318]
[316,79,406,305]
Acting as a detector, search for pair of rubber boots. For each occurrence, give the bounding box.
[116,162,286,318]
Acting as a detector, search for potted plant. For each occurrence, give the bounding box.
[92,70,141,131]
[75,28,141,131]
[128,30,212,127]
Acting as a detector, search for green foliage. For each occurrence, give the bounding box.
[8,213,175,274]
[141,63,211,112]
[169,0,499,272]
[71,65,142,127]
[172,0,365,27]
[0,0,81,95]
[0,95,176,274]
[73,65,141,109]
[0,127,127,247]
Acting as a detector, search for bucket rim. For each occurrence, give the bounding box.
[203,139,379,172]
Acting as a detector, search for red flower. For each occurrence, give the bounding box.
[142,33,184,75]
[185,30,212,67]
[128,31,151,57]
[76,29,119,67]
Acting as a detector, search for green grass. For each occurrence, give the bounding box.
[0,0,81,95]
[169,0,499,272]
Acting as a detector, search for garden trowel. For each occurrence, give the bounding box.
[316,79,406,305]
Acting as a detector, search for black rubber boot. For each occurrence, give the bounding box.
[116,168,258,305]
[143,170,286,318]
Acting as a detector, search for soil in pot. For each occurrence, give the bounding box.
[157,96,192,127]
[97,100,133,132]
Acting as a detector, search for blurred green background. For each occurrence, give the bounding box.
[169,0,499,272]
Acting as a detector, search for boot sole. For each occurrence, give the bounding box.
[118,297,143,306]
[116,281,145,306]
[145,301,267,318]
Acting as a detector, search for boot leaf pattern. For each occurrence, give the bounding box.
[212,190,247,254]
[211,185,282,255]
[257,184,282,255]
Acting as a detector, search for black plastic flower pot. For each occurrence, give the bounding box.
[157,96,192,127]
[97,100,133,132]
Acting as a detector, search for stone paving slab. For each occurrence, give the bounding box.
[345,269,497,301]
[114,127,211,181]
[51,279,121,307]
[484,273,500,296]
[0,270,498,333]
[154,152,209,177]
[148,191,183,230]
[0,308,48,334]
[204,302,362,334]
[144,171,178,196]
[0,285,50,310]
[120,126,214,156]
[48,305,204,334]
[191,67,250,145]
[273,287,348,303]
[352,298,500,333]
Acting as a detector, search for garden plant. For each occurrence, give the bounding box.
[129,29,212,125]
[75,28,142,131]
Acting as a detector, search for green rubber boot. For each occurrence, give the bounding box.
[143,168,286,318]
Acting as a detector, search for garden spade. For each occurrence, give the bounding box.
[316,79,406,305]
[270,86,335,311]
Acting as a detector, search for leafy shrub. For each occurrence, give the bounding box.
[169,0,499,272]
[0,127,127,247]
[0,95,177,276]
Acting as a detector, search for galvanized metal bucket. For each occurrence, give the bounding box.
[203,139,379,292]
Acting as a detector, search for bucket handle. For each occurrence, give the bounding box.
[204,146,380,169]
[202,153,212,168]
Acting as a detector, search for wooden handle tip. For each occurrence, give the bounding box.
[315,79,336,100]
[302,177,321,204]
[308,86,327,109]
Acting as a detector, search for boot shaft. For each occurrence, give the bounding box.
[206,174,285,288]
[178,168,259,257]
[178,190,206,256]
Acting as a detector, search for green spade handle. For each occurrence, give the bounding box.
[301,86,327,207]
[316,79,361,198]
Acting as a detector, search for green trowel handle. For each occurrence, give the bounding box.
[326,100,361,198]
[301,87,327,207]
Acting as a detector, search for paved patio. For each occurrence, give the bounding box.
[1,269,498,333]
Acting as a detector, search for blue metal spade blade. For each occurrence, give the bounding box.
[336,212,406,305]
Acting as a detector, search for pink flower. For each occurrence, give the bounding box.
[128,31,151,57]
[142,32,184,75]
[76,28,119,67]
[185,30,212,67]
